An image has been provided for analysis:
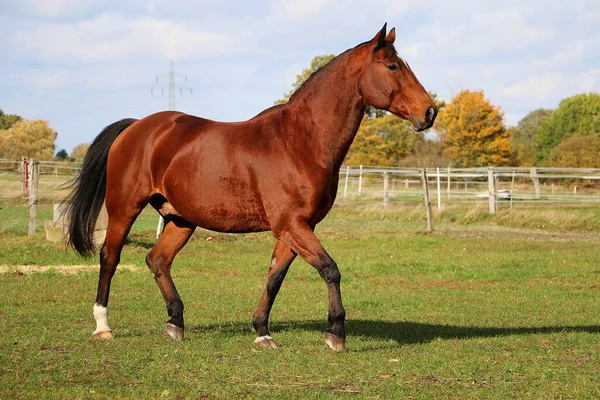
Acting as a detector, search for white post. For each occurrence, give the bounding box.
[343,166,349,198]
[28,160,39,235]
[156,216,164,238]
[421,169,433,232]
[383,172,389,208]
[510,171,516,210]
[358,165,363,195]
[530,167,541,199]
[446,166,451,199]
[436,167,442,210]
[488,167,496,215]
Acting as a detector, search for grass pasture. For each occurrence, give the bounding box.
[0,203,599,399]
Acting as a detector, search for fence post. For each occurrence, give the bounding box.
[343,166,349,198]
[358,165,363,196]
[510,171,516,210]
[436,167,442,210]
[383,172,389,208]
[530,167,541,199]
[28,160,39,235]
[488,167,496,215]
[421,169,433,232]
[156,216,164,238]
[21,157,29,195]
[447,166,451,199]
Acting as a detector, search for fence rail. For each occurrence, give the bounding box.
[3,159,600,235]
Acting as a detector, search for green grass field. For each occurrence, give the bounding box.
[0,203,599,399]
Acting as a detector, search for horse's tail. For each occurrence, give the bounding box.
[65,118,138,257]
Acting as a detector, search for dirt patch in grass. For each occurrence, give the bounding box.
[0,265,140,274]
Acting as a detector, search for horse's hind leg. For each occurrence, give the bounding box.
[94,205,144,338]
[252,240,297,348]
[145,217,195,341]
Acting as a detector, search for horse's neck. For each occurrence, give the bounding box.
[285,53,367,170]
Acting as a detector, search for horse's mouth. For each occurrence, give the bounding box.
[410,114,435,132]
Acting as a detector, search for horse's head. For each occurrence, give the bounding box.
[358,24,437,131]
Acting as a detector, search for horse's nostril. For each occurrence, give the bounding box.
[425,106,436,123]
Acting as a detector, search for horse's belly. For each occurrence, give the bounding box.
[191,203,270,233]
[166,187,270,233]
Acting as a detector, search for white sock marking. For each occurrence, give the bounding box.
[254,335,273,343]
[92,303,111,335]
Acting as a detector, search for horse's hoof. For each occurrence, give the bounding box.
[323,332,345,352]
[93,330,113,339]
[253,335,278,349]
[165,323,184,341]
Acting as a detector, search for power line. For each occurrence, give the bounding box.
[151,60,193,110]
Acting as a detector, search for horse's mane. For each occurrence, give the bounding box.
[287,41,398,103]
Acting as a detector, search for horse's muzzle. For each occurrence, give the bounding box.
[411,106,437,132]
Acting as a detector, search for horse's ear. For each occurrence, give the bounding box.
[369,23,387,50]
[385,27,396,44]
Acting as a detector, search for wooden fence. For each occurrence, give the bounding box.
[2,159,600,235]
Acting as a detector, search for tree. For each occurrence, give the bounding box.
[400,139,449,168]
[345,119,389,165]
[1,119,57,160]
[345,114,426,166]
[547,135,600,168]
[55,149,69,160]
[436,90,513,167]
[535,92,600,162]
[0,109,22,130]
[511,109,552,166]
[70,143,90,162]
[275,54,336,105]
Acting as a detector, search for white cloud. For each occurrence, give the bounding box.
[2,0,599,151]
[12,14,242,63]
[17,0,103,17]
[270,0,333,21]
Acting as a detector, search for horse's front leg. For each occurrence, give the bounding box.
[278,219,346,351]
[252,240,297,348]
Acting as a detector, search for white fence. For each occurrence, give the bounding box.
[3,159,600,235]
[340,165,600,209]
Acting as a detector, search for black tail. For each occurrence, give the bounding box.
[65,118,138,257]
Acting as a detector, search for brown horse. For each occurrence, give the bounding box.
[66,23,437,351]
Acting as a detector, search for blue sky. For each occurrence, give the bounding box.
[1,0,598,153]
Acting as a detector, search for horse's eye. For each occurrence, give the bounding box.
[387,64,400,71]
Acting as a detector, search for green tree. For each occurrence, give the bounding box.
[547,135,600,168]
[535,92,600,162]
[436,90,513,167]
[1,119,57,160]
[55,149,69,160]
[275,54,336,105]
[511,108,552,166]
[70,143,90,162]
[0,109,22,130]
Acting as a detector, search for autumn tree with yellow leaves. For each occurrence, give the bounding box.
[436,90,513,167]
[345,114,424,166]
[0,119,57,160]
